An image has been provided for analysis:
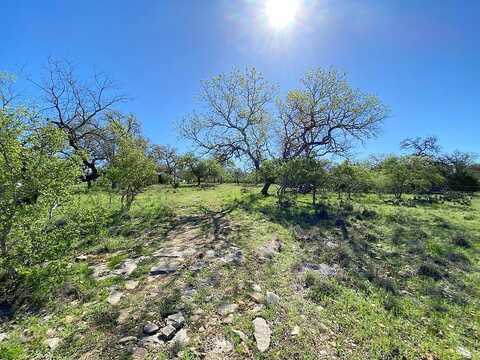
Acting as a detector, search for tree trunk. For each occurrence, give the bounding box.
[261,181,271,196]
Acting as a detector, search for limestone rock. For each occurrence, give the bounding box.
[171,328,189,347]
[125,280,139,290]
[159,324,176,340]
[118,336,138,344]
[256,236,282,259]
[107,291,124,305]
[143,322,159,335]
[253,317,271,352]
[265,291,280,306]
[150,258,182,275]
[217,303,238,316]
[166,312,185,329]
[44,337,62,350]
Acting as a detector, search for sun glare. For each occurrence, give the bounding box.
[265,0,300,30]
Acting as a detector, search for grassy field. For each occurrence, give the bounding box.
[0,184,479,359]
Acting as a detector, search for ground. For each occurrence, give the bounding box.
[0,184,479,359]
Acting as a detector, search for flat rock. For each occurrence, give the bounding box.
[107,291,124,305]
[217,303,238,316]
[253,317,271,353]
[265,291,280,306]
[457,346,472,359]
[299,263,337,277]
[256,236,283,259]
[166,312,185,329]
[220,248,244,264]
[153,247,196,258]
[44,337,62,350]
[291,326,300,336]
[143,322,159,335]
[140,334,163,347]
[205,337,234,359]
[150,258,182,275]
[250,292,265,304]
[75,254,88,262]
[252,283,262,292]
[171,328,189,347]
[132,347,147,360]
[125,280,139,290]
[91,263,113,281]
[0,333,8,342]
[114,259,138,277]
[117,309,130,324]
[159,324,177,340]
[118,336,138,344]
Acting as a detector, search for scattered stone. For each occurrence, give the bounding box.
[125,280,139,290]
[291,326,300,336]
[159,324,177,340]
[91,263,113,281]
[232,329,248,343]
[143,322,159,335]
[266,291,280,306]
[44,337,62,350]
[191,260,206,272]
[132,347,147,360]
[204,249,216,258]
[166,312,185,329]
[117,309,130,324]
[253,317,271,353]
[140,334,163,347]
[222,314,234,324]
[256,236,283,259]
[150,258,182,275]
[457,346,472,359]
[46,328,56,337]
[0,333,8,342]
[75,254,88,262]
[107,291,124,305]
[220,248,244,264]
[171,328,189,347]
[250,292,265,304]
[217,303,238,316]
[325,241,338,249]
[119,336,138,344]
[114,259,138,277]
[299,263,338,277]
[206,337,234,359]
[252,283,262,292]
[153,247,196,258]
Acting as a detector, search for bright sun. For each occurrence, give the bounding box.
[265,0,300,30]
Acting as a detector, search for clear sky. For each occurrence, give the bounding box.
[2,0,479,157]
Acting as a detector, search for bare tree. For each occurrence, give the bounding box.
[400,136,440,157]
[278,68,388,160]
[32,58,127,186]
[179,67,276,195]
[151,144,180,185]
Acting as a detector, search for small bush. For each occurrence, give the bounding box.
[451,233,472,248]
[309,278,338,303]
[418,262,444,280]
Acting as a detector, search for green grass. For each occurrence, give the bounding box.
[1,184,478,359]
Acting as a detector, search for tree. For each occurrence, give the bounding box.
[278,68,388,160]
[331,161,373,200]
[438,151,480,192]
[33,59,127,186]
[151,145,181,186]
[380,155,444,199]
[179,154,221,186]
[179,67,275,195]
[400,136,440,157]
[0,108,81,273]
[106,122,156,211]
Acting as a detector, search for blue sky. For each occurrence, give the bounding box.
[2,0,479,157]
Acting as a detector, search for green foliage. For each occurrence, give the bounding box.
[0,109,81,271]
[331,161,374,199]
[106,122,156,211]
[379,155,444,199]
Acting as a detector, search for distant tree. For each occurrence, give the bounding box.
[438,151,480,192]
[380,156,444,199]
[33,59,127,186]
[106,122,156,211]
[0,108,81,273]
[400,136,440,157]
[0,72,18,109]
[179,67,275,195]
[331,161,373,200]
[278,68,388,160]
[151,145,180,186]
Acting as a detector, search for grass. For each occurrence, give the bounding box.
[0,184,478,359]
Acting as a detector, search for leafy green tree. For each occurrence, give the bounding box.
[0,109,81,273]
[331,161,373,200]
[106,122,156,211]
[380,156,444,199]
